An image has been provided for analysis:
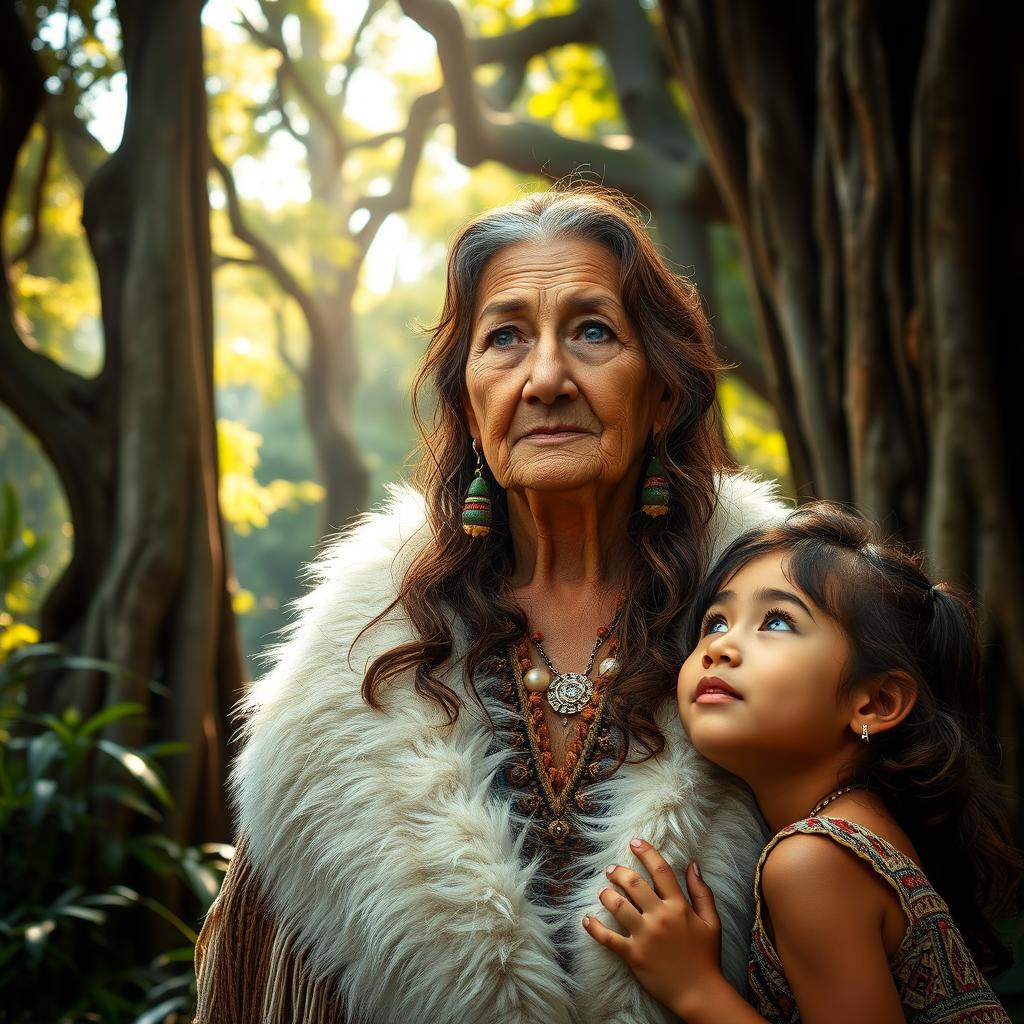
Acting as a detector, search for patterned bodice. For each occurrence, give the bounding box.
[748,816,1010,1023]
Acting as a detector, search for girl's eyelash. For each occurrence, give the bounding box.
[700,606,797,634]
[700,610,724,635]
[763,606,797,628]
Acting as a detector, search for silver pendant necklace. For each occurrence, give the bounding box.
[528,608,623,728]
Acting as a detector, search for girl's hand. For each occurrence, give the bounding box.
[582,838,725,1016]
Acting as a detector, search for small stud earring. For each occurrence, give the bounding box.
[861,723,870,743]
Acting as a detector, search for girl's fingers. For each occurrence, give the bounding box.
[582,913,631,957]
[627,838,686,903]
[605,863,661,914]
[685,861,721,929]
[598,883,644,930]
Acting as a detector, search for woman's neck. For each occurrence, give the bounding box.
[506,482,634,592]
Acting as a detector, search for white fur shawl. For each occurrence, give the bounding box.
[222,472,787,1024]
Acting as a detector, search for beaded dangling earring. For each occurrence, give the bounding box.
[640,455,669,518]
[462,438,492,537]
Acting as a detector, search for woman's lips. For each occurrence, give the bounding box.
[519,428,589,444]
[694,676,743,704]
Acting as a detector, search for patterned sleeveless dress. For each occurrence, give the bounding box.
[747,816,1010,1023]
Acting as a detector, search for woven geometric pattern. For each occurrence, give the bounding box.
[747,816,1011,1023]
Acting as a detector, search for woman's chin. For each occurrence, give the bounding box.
[505,452,611,493]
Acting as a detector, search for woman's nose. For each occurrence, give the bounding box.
[521,335,578,405]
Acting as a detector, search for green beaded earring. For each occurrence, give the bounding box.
[462,438,492,537]
[640,454,669,517]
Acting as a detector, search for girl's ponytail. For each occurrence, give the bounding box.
[867,580,1020,976]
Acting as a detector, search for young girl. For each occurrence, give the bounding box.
[583,502,1020,1023]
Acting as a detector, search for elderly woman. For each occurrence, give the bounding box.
[194,187,785,1024]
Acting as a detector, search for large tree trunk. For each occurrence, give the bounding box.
[0,0,241,848]
[660,0,1024,795]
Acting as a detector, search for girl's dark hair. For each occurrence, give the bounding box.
[359,183,734,764]
[684,500,1022,976]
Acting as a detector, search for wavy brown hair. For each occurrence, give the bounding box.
[683,501,1023,976]
[360,184,734,763]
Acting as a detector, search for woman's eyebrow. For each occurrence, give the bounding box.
[478,297,529,320]
[562,295,623,316]
[477,294,624,322]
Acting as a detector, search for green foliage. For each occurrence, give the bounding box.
[0,487,226,1023]
[719,378,794,497]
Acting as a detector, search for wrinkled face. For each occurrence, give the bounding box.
[677,553,855,779]
[464,236,668,494]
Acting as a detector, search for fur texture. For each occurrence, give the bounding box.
[229,472,787,1024]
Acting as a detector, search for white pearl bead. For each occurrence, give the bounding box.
[524,667,552,692]
[598,657,620,679]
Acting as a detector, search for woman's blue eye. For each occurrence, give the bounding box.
[490,328,518,347]
[580,321,612,342]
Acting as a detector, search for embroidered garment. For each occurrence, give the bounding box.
[748,817,1010,1024]
[488,645,620,908]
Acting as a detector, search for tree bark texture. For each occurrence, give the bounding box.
[660,0,1024,793]
[0,0,242,845]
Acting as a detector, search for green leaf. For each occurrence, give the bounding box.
[96,740,172,807]
[132,996,190,1024]
[141,740,190,759]
[137,896,198,945]
[78,701,148,738]
[26,731,63,782]
[91,783,163,822]
[57,904,107,925]
[180,856,221,908]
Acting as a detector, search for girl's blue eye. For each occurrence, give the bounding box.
[763,608,796,631]
[702,613,727,635]
[579,321,613,343]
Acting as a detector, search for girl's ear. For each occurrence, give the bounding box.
[848,671,918,741]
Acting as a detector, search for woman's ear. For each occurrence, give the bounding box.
[464,392,480,439]
[848,671,918,742]
[651,378,672,434]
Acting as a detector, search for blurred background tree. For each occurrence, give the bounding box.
[1,0,1018,1019]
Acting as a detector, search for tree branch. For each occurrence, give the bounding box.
[209,147,326,366]
[238,12,344,162]
[353,88,444,253]
[272,301,300,379]
[474,8,594,66]
[337,0,384,117]
[11,121,54,265]
[401,0,697,203]
[0,1,47,259]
